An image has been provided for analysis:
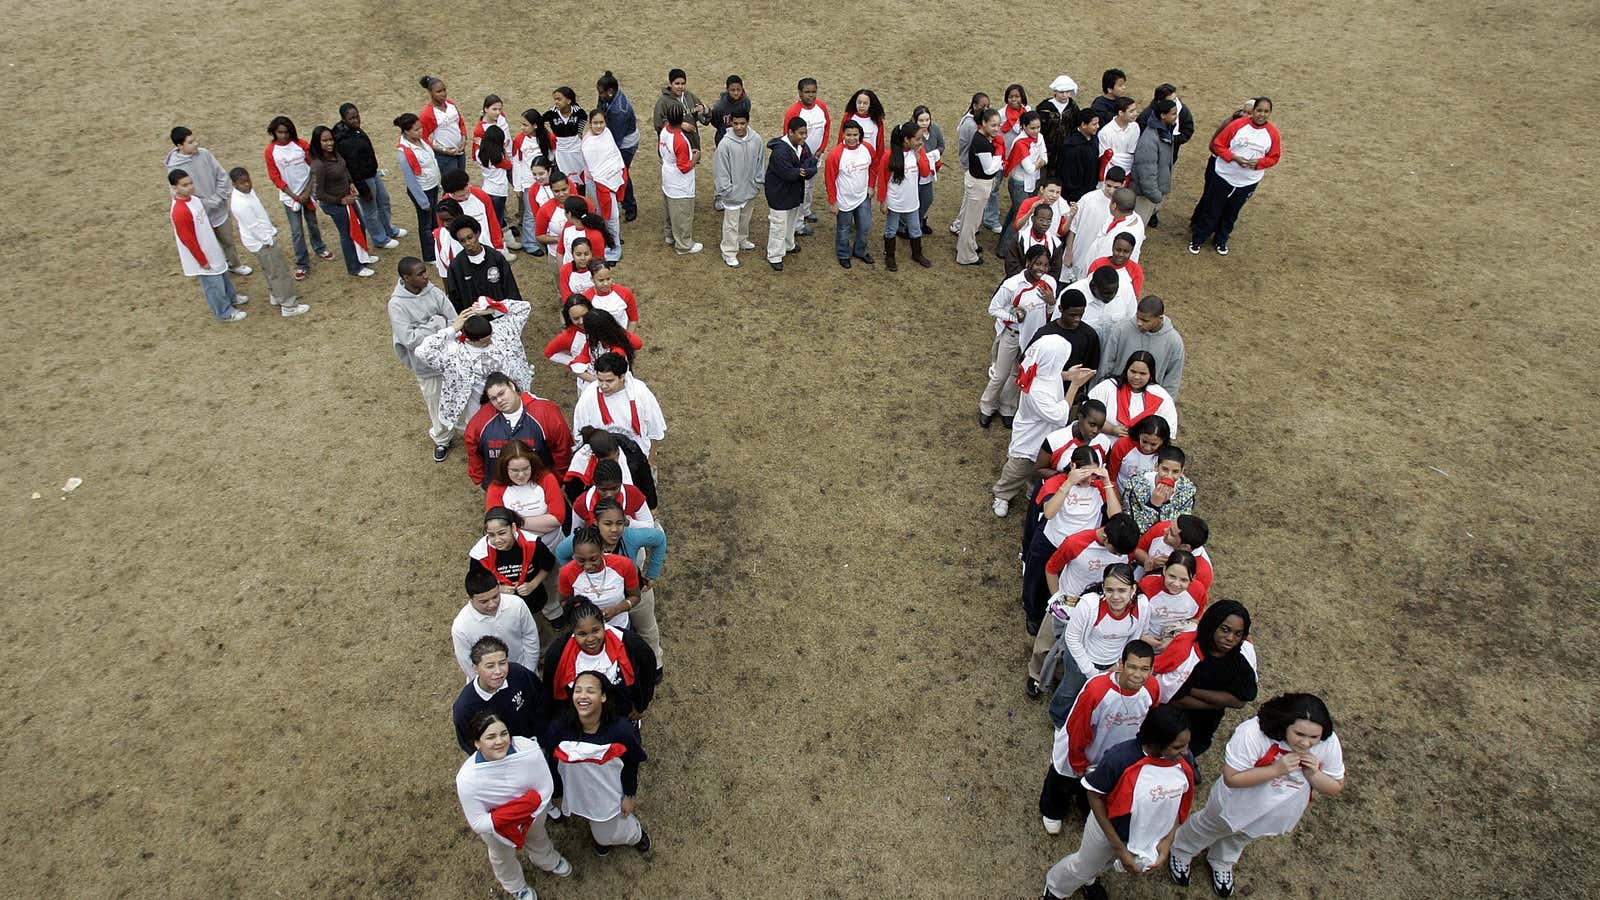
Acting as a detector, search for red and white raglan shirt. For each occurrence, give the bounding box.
[478,148,513,199]
[1045,528,1130,598]
[1152,630,1258,704]
[486,473,569,548]
[1039,425,1115,473]
[472,114,510,163]
[1208,716,1344,838]
[1003,131,1049,192]
[1037,471,1117,546]
[1012,195,1072,238]
[1091,379,1178,441]
[783,99,831,156]
[557,260,595,300]
[583,283,639,330]
[558,554,640,629]
[264,139,313,210]
[548,713,647,823]
[422,100,467,157]
[433,223,463,277]
[1139,572,1208,638]
[1058,591,1150,678]
[573,483,654,528]
[1211,118,1282,189]
[1105,434,1160,495]
[1135,521,1214,589]
[1096,118,1140,181]
[170,193,227,277]
[455,735,556,849]
[564,445,636,493]
[988,271,1059,349]
[510,132,542,201]
[546,328,643,389]
[1087,255,1145,296]
[1082,738,1197,863]
[999,103,1032,152]
[572,375,666,456]
[1052,671,1160,777]
[658,126,697,200]
[454,186,505,250]
[875,146,931,214]
[470,528,560,596]
[824,140,876,213]
[1086,209,1147,265]
[839,113,884,158]
[557,221,606,264]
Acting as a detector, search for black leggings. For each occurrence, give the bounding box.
[412,186,439,262]
[1039,764,1087,820]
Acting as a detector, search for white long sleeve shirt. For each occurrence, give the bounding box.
[988,272,1058,348]
[451,593,542,680]
[1060,593,1150,676]
[229,187,278,252]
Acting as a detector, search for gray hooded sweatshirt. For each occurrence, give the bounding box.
[164,146,233,226]
[1097,315,1186,396]
[713,127,766,206]
[388,277,454,375]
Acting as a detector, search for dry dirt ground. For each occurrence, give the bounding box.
[3,0,1599,897]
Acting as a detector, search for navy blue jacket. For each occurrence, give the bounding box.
[764,136,817,211]
[453,662,546,752]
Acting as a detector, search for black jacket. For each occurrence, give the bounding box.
[446,248,522,311]
[1058,130,1101,200]
[764,136,816,211]
[331,122,380,182]
[452,662,546,752]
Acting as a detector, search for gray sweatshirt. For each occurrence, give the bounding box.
[1097,315,1186,396]
[713,127,766,206]
[164,146,233,226]
[388,278,454,375]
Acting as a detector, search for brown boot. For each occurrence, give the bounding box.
[910,236,932,268]
[884,236,898,271]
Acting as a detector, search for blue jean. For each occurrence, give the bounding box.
[409,185,439,262]
[1047,653,1093,728]
[359,175,397,243]
[996,175,1031,254]
[436,152,466,177]
[519,187,539,251]
[834,202,871,259]
[197,272,240,319]
[883,209,923,239]
[318,201,365,274]
[983,174,1002,229]
[917,181,935,229]
[283,202,326,269]
[1190,162,1259,247]
[619,145,638,213]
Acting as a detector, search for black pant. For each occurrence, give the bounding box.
[620,145,638,213]
[1189,162,1258,248]
[1022,529,1059,624]
[412,186,439,262]
[1039,765,1087,820]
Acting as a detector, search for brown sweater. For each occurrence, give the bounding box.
[309,154,355,207]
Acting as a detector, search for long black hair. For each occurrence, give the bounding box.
[581,309,635,363]
[559,669,622,729]
[887,122,913,183]
[266,115,300,142]
[308,125,338,161]
[1196,599,1252,657]
[562,195,616,249]
[477,126,506,168]
[847,88,885,123]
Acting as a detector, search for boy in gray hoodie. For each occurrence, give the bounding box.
[651,68,712,152]
[388,256,457,461]
[713,113,766,268]
[1097,295,1186,396]
[164,126,248,274]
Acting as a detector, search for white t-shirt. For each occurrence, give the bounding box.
[1213,717,1345,837]
[831,144,874,211]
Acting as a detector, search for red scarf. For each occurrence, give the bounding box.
[347,205,369,251]
[489,789,545,848]
[552,629,636,699]
[598,388,642,435]
[1116,384,1159,429]
[481,530,536,587]
[1016,362,1039,393]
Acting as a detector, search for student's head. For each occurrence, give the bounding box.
[730,110,750,138]
[837,119,863,148]
[483,372,523,414]
[479,94,503,123]
[667,68,688,96]
[451,215,482,254]
[420,75,448,102]
[1097,562,1138,612]
[267,115,299,143]
[461,313,493,345]
[1020,110,1042,137]
[1151,98,1178,126]
[1101,513,1140,555]
[786,117,808,145]
[725,74,745,100]
[1038,179,1062,203]
[584,428,619,461]
[592,497,628,545]
[393,112,422,141]
[567,597,609,654]
[1067,446,1099,475]
[913,105,933,134]
[434,199,462,230]
[597,70,620,100]
[224,166,251,193]
[1115,640,1156,692]
[1075,398,1107,436]
[169,125,196,152]
[568,669,618,724]
[593,352,631,393]
[897,120,921,149]
[587,108,608,135]
[664,103,685,128]
[561,294,592,327]
[582,311,633,360]
[464,566,503,615]
[1023,244,1051,279]
[1130,414,1171,455]
[467,710,512,759]
[847,89,884,120]
[593,458,624,494]
[1110,232,1137,265]
[336,103,360,130]
[1257,693,1335,751]
[1029,203,1055,234]
[1111,187,1136,215]
[1154,446,1187,481]
[494,439,548,488]
[1197,599,1251,657]
[977,107,1001,135]
[441,168,470,197]
[570,237,594,268]
[1003,83,1028,108]
[469,635,511,689]
[967,92,991,115]
[798,78,819,103]
[552,85,577,108]
[483,506,525,551]
[168,169,194,197]
[1161,550,1197,596]
[1113,96,1138,124]
[1102,68,1128,98]
[571,524,609,575]
[1103,165,1126,187]
[1089,265,1121,302]
[529,155,551,182]
[1119,349,1158,391]
[548,171,570,200]
[398,256,430,293]
[1137,705,1191,760]
[1250,96,1274,125]
[310,125,337,158]
[520,108,542,136]
[1150,83,1178,106]
[1174,514,1208,550]
[1078,110,1103,136]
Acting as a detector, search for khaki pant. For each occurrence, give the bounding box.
[630,585,663,666]
[662,194,695,251]
[801,177,817,220]
[416,372,453,445]
[1029,616,1060,681]
[584,811,644,846]
[213,215,244,269]
[719,203,755,259]
[252,240,297,304]
[1171,792,1254,874]
[480,809,565,894]
[767,206,800,263]
[1134,194,1164,229]
[978,327,1022,416]
[955,174,996,263]
[993,455,1036,502]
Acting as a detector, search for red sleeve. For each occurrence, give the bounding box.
[540,472,567,520]
[1106,437,1135,485]
[823,146,842,204]
[472,120,485,159]
[1096,146,1114,180]
[621,287,639,322]
[873,120,885,158]
[170,201,208,266]
[263,145,288,192]
[864,146,878,190]
[574,490,595,523]
[1138,573,1165,598]
[1065,677,1109,773]
[1258,124,1283,169]
[531,399,573,473]
[781,101,803,136]
[419,106,438,140]
[534,200,555,235]
[485,483,506,509]
[558,562,578,595]
[399,144,422,174]
[1138,522,1168,556]
[610,554,640,590]
[455,104,468,137]
[464,405,494,484]
[625,331,643,352]
[1210,117,1249,161]
[1012,196,1039,229]
[623,485,647,516]
[472,187,503,248]
[1046,531,1095,576]
[673,132,693,173]
[1128,261,1144,296]
[584,227,605,256]
[816,102,832,153]
[1193,556,1215,592]
[916,147,932,178]
[1003,136,1029,175]
[558,263,575,297]
[544,327,576,360]
[1035,472,1069,504]
[873,149,890,203]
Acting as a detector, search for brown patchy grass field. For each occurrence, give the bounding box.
[2,0,1598,897]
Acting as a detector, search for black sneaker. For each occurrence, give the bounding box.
[1000,415,1014,428]
[593,839,611,857]
[1215,243,1229,256]
[635,826,652,853]
[432,443,450,463]
[977,411,994,429]
[1082,882,1109,900]
[654,666,665,683]
[1169,855,1192,886]
[804,213,818,223]
[838,257,852,268]
[1025,616,1041,636]
[548,613,570,632]
[787,244,802,254]
[624,209,638,222]
[769,261,784,271]
[1025,676,1042,699]
[856,253,875,265]
[1210,867,1234,897]
[1148,212,1160,228]
[1188,242,1201,255]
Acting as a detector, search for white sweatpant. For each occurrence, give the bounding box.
[767,207,800,263]
[1044,814,1118,897]
[416,372,453,445]
[585,811,644,846]
[480,809,565,894]
[1170,791,1253,874]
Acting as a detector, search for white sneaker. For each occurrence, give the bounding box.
[676,242,704,255]
[359,251,380,264]
[391,227,408,238]
[992,497,1009,517]
[510,888,535,900]
[268,296,283,306]
[379,238,401,250]
[948,222,961,234]
[1042,816,1063,835]
[548,857,573,878]
[740,240,756,250]
[723,255,739,267]
[223,309,247,322]
[230,264,253,275]
[280,303,310,318]
[234,294,251,305]
[356,267,375,277]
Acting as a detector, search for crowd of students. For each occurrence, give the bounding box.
[161,64,1319,900]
